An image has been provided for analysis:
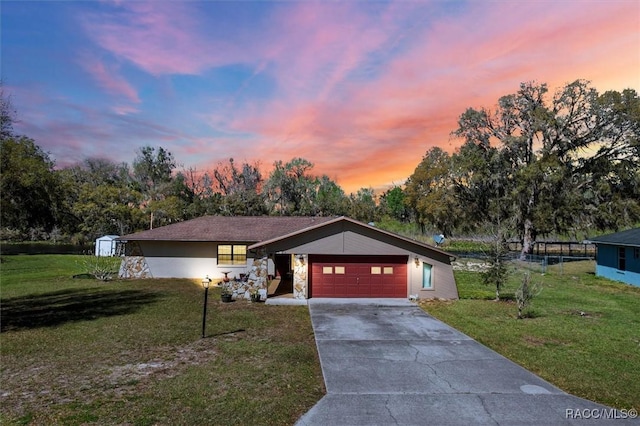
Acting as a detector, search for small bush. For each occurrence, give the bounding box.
[482,236,511,300]
[520,308,542,319]
[76,255,121,281]
[515,273,542,319]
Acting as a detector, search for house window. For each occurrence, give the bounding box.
[335,266,345,274]
[383,267,394,274]
[371,266,382,274]
[618,247,626,271]
[217,245,247,265]
[323,266,333,274]
[422,263,433,289]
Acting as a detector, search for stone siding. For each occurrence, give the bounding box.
[119,256,152,278]
[293,254,308,300]
[223,257,268,300]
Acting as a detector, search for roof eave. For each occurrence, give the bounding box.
[588,240,640,248]
[117,237,257,243]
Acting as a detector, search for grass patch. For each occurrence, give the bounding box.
[421,260,640,410]
[444,239,492,253]
[1,255,324,425]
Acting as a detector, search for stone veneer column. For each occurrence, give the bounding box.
[292,254,308,300]
[251,256,268,293]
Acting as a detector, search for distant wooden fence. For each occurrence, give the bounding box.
[507,241,596,257]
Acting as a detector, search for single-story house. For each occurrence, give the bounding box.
[587,228,640,286]
[118,215,458,301]
[95,235,119,256]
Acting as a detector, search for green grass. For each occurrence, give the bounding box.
[421,260,640,410]
[4,255,639,423]
[444,239,492,253]
[1,255,324,425]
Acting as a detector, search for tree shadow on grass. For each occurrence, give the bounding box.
[1,288,161,332]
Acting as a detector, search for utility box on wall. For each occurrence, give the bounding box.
[95,235,119,256]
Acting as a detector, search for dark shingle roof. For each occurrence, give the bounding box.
[119,216,335,242]
[588,228,640,247]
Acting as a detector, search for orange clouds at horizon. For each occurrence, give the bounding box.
[220,1,639,194]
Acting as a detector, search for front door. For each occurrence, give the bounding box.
[273,254,292,295]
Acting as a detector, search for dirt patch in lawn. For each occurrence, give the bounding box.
[1,337,225,417]
[522,335,568,348]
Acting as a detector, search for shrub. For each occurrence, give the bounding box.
[76,255,121,281]
[482,236,511,300]
[515,272,542,319]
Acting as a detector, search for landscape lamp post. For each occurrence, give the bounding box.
[201,275,211,338]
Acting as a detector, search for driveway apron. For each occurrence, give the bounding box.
[296,299,634,426]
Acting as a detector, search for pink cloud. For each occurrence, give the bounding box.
[69,1,639,194]
[306,4,633,168]
[79,2,238,75]
[260,2,394,100]
[78,52,140,107]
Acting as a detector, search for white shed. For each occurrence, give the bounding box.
[95,235,119,256]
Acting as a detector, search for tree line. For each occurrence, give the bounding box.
[0,142,384,243]
[1,80,638,256]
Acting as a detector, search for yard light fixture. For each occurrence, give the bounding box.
[201,275,212,338]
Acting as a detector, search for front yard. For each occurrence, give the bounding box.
[0,255,325,425]
[1,255,638,425]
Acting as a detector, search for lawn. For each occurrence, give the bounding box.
[0,255,325,425]
[421,259,640,411]
[3,255,639,424]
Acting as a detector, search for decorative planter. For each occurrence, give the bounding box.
[250,294,261,303]
[221,294,233,303]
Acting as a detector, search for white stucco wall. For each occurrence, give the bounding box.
[128,241,274,280]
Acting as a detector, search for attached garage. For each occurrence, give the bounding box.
[310,255,407,297]
[250,216,458,301]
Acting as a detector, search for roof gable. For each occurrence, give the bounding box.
[249,216,454,259]
[589,228,640,247]
[119,216,334,242]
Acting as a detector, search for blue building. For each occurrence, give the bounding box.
[588,228,640,286]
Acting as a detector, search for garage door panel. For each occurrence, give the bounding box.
[311,255,407,298]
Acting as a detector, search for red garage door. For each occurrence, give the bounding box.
[310,255,407,298]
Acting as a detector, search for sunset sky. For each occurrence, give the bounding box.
[2,0,639,193]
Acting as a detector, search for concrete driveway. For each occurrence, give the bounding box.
[296,299,636,426]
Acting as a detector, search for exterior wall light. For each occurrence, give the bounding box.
[414,257,420,267]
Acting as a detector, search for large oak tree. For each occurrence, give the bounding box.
[451,80,639,257]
